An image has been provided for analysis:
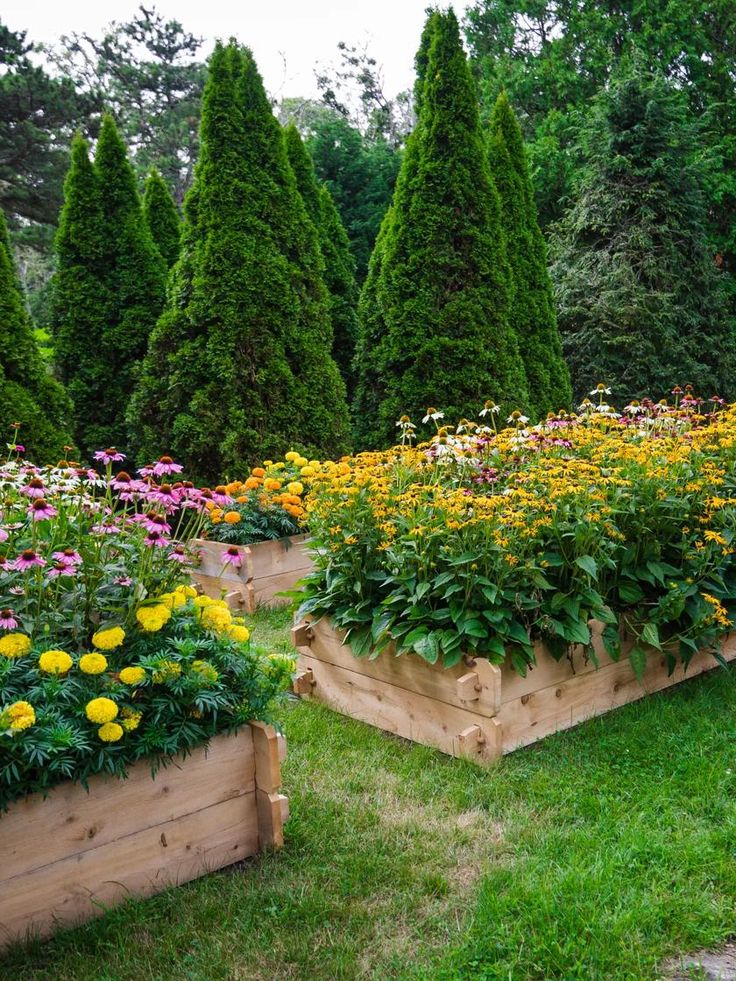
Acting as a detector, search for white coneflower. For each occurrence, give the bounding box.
[422,408,444,424]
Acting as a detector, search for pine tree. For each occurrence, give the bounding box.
[353,10,528,449]
[93,115,166,451]
[52,135,111,452]
[128,42,351,481]
[284,124,359,392]
[0,210,72,459]
[143,168,181,268]
[551,63,736,401]
[488,91,571,417]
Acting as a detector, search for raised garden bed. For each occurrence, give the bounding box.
[192,535,313,612]
[292,618,736,763]
[0,723,288,948]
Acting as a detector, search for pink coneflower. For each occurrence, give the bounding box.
[140,512,172,535]
[11,444,25,454]
[20,477,46,498]
[147,483,182,509]
[151,456,183,477]
[168,544,190,564]
[94,447,126,465]
[144,529,169,548]
[222,546,242,569]
[12,549,46,571]
[91,521,121,535]
[52,548,82,567]
[48,562,78,579]
[0,528,7,543]
[28,498,57,521]
[0,609,17,630]
[115,575,133,586]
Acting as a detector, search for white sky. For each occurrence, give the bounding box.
[4,1,472,100]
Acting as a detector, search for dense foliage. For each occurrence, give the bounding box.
[488,92,571,417]
[551,66,736,402]
[0,211,72,460]
[284,124,359,392]
[299,391,736,679]
[128,41,351,481]
[0,449,293,809]
[143,168,181,268]
[353,10,528,449]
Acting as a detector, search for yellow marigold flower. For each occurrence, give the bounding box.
[287,481,304,495]
[120,708,142,731]
[98,722,124,742]
[86,697,118,724]
[136,604,171,632]
[38,649,73,675]
[175,584,197,598]
[223,510,242,524]
[227,624,250,643]
[152,660,181,683]
[119,666,146,685]
[300,465,315,477]
[201,604,232,632]
[251,467,266,478]
[79,652,108,675]
[1,700,35,731]
[0,633,31,659]
[92,626,125,651]
[193,594,214,608]
[192,659,219,682]
[264,477,282,491]
[285,451,300,462]
[244,476,261,490]
[159,590,186,610]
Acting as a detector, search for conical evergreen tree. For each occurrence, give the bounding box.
[284,124,359,392]
[0,211,72,459]
[488,92,571,417]
[143,168,181,269]
[53,135,112,452]
[94,115,167,451]
[551,63,736,401]
[353,10,528,448]
[128,42,351,480]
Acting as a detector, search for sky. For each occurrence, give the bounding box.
[4,0,473,101]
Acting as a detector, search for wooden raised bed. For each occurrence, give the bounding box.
[292,618,736,763]
[192,534,313,612]
[0,722,288,948]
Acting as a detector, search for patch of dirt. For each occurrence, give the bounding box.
[663,943,736,980]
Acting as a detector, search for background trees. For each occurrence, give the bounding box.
[143,169,181,269]
[128,42,350,480]
[550,65,735,401]
[353,10,528,449]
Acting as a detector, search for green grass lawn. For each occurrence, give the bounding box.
[3,607,736,980]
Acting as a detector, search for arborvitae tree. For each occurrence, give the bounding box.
[52,135,110,452]
[93,115,167,451]
[143,168,181,268]
[284,124,359,392]
[353,10,528,449]
[0,210,72,459]
[551,64,736,401]
[488,91,571,417]
[128,42,351,480]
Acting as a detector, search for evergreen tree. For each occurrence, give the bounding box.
[0,209,72,459]
[284,124,359,391]
[128,42,351,481]
[550,64,736,401]
[143,168,181,268]
[52,135,110,452]
[488,91,571,417]
[353,10,528,449]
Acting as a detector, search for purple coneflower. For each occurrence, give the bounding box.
[141,512,172,535]
[52,548,82,567]
[20,476,46,498]
[48,562,77,579]
[144,529,168,548]
[94,447,126,465]
[147,483,181,509]
[168,544,190,564]
[151,455,183,477]
[222,546,242,569]
[0,528,7,543]
[115,575,133,586]
[91,521,121,535]
[13,549,46,571]
[28,498,57,521]
[0,609,17,630]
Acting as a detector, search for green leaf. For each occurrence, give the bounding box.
[575,555,598,579]
[629,644,647,682]
[618,581,645,604]
[641,622,661,650]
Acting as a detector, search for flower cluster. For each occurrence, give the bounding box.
[0,583,295,811]
[298,390,736,679]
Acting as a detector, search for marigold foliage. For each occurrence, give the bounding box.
[353,11,529,449]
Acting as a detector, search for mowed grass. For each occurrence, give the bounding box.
[3,607,736,980]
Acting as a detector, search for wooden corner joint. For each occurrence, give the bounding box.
[456,670,482,701]
[456,724,486,748]
[291,621,315,649]
[292,666,316,695]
